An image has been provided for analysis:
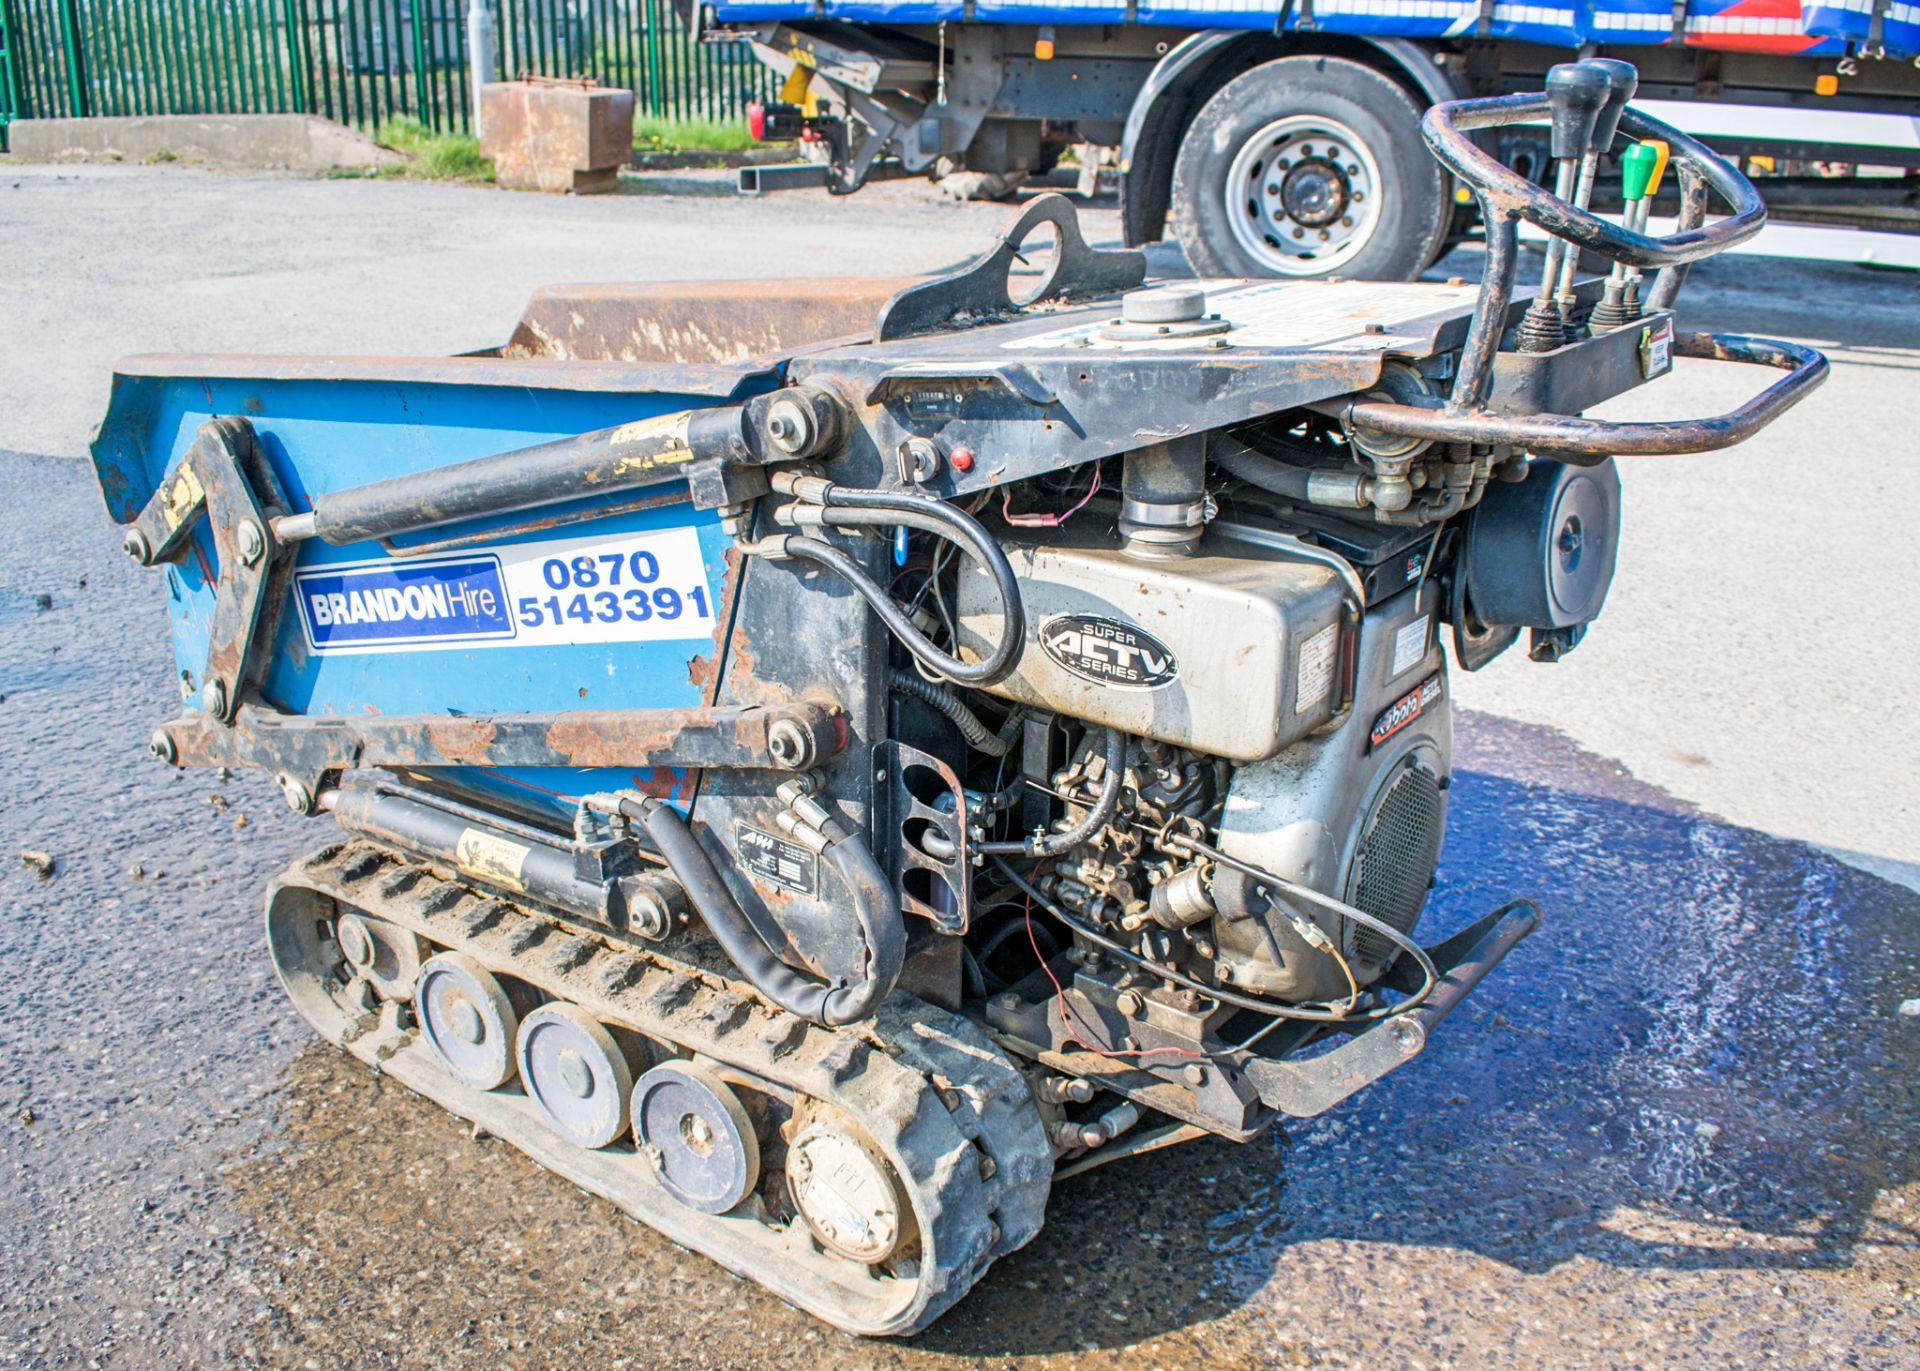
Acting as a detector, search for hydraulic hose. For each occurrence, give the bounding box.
[621,796,903,1027]
[889,669,1009,757]
[1211,438,1371,511]
[978,725,1127,857]
[769,482,1026,686]
[779,534,1021,687]
[1211,440,1313,500]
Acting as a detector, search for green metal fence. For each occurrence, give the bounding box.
[0,0,774,147]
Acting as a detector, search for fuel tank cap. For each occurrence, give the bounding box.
[1102,286,1230,342]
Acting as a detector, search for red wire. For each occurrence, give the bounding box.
[1023,893,1208,1062]
[1003,460,1104,528]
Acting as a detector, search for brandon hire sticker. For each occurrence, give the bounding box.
[296,526,715,655]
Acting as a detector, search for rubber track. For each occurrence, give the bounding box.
[266,839,1053,1336]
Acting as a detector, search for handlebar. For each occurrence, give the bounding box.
[1424,95,1765,271]
[1413,77,1774,417]
[1340,333,1827,464]
[1334,67,1826,459]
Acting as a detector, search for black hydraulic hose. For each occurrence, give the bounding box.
[889,669,1008,757]
[978,725,1126,857]
[1210,441,1315,501]
[781,535,1019,687]
[622,796,903,1027]
[806,486,1025,686]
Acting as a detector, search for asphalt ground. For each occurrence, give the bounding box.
[1,162,1917,1368]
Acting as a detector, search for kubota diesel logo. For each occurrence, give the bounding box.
[1038,613,1178,690]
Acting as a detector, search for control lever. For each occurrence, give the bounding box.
[1516,63,1612,352]
[1590,140,1670,329]
[1552,58,1639,321]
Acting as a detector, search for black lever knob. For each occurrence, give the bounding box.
[1545,62,1611,161]
[1583,58,1639,155]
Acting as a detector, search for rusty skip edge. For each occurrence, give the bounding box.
[154,701,848,779]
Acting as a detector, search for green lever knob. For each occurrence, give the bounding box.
[1621,141,1661,202]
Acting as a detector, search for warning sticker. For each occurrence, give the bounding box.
[736,825,817,897]
[1295,623,1339,714]
[1392,615,1431,679]
[296,525,716,655]
[455,828,531,892]
[1639,318,1675,379]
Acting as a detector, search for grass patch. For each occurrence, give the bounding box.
[375,117,494,181]
[633,114,757,154]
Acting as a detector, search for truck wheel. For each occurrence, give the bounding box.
[1171,56,1448,281]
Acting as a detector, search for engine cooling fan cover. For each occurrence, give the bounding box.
[1341,751,1447,977]
[1464,457,1622,629]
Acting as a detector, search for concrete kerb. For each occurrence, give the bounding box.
[5,115,404,172]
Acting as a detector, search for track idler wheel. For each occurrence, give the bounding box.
[632,1060,761,1214]
[786,1107,914,1266]
[337,911,425,1002]
[416,952,521,1090]
[517,1003,635,1149]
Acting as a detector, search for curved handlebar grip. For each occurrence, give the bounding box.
[1545,62,1611,160]
[1421,96,1765,269]
[1585,58,1639,153]
[1344,333,1826,460]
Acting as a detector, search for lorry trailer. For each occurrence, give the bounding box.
[714,0,1920,275]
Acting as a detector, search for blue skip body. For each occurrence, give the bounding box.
[90,356,776,819]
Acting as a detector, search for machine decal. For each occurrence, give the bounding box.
[1639,318,1675,378]
[1369,673,1444,751]
[297,553,514,652]
[736,824,818,895]
[454,827,532,892]
[1295,623,1339,713]
[1391,615,1430,678]
[1038,613,1177,689]
[296,526,715,655]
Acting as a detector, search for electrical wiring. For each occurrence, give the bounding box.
[1162,831,1438,1017]
[989,856,1417,1026]
[1003,460,1103,528]
[1022,894,1211,1063]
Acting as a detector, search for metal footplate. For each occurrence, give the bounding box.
[265,839,1053,1337]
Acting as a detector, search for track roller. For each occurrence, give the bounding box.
[632,1059,762,1213]
[265,842,1055,1335]
[517,1002,635,1149]
[416,952,521,1090]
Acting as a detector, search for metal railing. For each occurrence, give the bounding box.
[0,0,773,147]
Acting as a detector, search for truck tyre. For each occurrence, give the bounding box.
[1170,55,1448,281]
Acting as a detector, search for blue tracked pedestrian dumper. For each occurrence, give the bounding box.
[96,66,1824,1334]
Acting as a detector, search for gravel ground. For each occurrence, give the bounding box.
[2,163,1917,1369]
